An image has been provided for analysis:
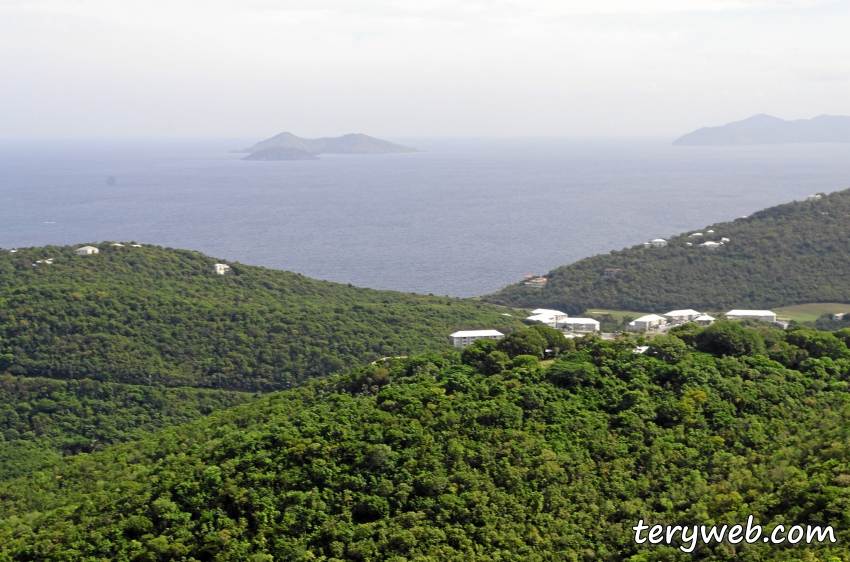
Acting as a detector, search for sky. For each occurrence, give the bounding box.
[1,0,848,138]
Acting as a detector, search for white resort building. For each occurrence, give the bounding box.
[75,246,99,256]
[664,309,701,324]
[449,330,505,348]
[556,318,601,333]
[726,310,777,323]
[628,314,667,331]
[643,238,667,248]
[214,263,232,275]
[526,309,568,326]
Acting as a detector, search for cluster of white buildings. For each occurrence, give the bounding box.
[449,307,784,347]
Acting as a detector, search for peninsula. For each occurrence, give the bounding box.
[673,113,850,146]
[241,132,418,155]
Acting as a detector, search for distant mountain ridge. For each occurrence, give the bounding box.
[241,132,418,154]
[673,114,850,146]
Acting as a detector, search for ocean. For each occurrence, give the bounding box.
[2,137,850,297]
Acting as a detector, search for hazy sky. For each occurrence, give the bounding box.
[1,0,848,138]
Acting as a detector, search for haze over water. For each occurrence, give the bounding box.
[3,138,850,297]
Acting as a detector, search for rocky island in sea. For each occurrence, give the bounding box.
[238,132,418,158]
[673,113,850,146]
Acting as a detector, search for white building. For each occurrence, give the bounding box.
[75,246,99,256]
[726,309,777,323]
[689,233,703,237]
[628,314,667,331]
[664,309,701,324]
[695,314,715,326]
[808,194,822,201]
[700,241,721,250]
[643,238,667,248]
[556,318,600,333]
[526,309,568,326]
[214,263,232,275]
[449,330,504,348]
[524,277,547,288]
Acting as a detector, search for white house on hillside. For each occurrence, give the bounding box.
[556,318,600,333]
[449,330,504,348]
[628,314,666,331]
[75,246,99,256]
[664,309,701,324]
[694,314,715,326]
[643,238,667,248]
[526,309,568,327]
[726,310,777,323]
[214,263,232,275]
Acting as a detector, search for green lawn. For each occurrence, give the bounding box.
[772,302,850,323]
[585,309,653,322]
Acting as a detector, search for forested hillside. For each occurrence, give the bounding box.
[0,376,253,480]
[0,244,524,391]
[1,323,848,560]
[486,188,850,312]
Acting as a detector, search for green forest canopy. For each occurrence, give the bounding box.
[1,323,849,561]
[0,244,525,392]
[485,188,850,313]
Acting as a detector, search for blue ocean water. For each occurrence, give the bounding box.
[2,137,849,297]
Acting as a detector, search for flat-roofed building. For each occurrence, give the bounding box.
[214,263,232,275]
[726,309,777,323]
[449,330,504,348]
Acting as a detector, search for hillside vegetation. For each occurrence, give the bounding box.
[0,244,524,392]
[1,323,849,560]
[487,188,850,312]
[0,376,252,480]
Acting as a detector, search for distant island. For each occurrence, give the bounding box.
[242,147,318,161]
[673,114,850,146]
[239,132,419,156]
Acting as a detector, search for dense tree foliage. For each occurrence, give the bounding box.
[1,323,848,560]
[486,188,850,312]
[0,375,253,481]
[0,244,524,391]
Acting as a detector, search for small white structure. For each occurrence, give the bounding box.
[707,230,714,233]
[213,263,232,275]
[689,233,703,237]
[131,244,142,248]
[556,318,600,333]
[633,346,649,354]
[628,314,667,331]
[449,330,504,348]
[75,246,99,256]
[664,309,701,324]
[720,237,730,243]
[833,313,846,322]
[808,194,822,201]
[726,309,777,323]
[694,314,715,326]
[643,238,667,248]
[526,309,568,327]
[111,243,124,247]
[700,241,721,250]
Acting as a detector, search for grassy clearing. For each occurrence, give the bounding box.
[772,302,850,323]
[538,359,555,369]
[586,309,653,322]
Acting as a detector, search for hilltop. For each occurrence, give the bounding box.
[0,244,524,391]
[0,323,848,560]
[486,188,850,312]
[241,132,419,154]
[673,114,850,146]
